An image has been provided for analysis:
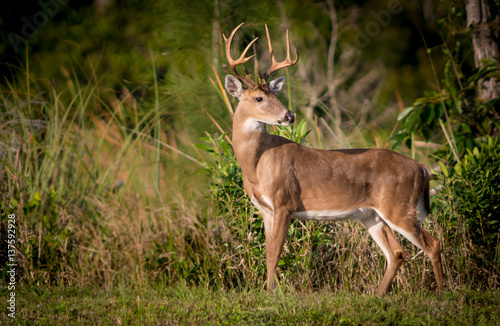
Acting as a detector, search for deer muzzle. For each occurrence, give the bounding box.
[285,111,295,125]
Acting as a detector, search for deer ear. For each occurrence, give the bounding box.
[225,75,245,99]
[268,76,286,93]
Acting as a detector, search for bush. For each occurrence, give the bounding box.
[434,137,500,285]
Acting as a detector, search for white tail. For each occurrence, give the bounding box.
[223,23,444,295]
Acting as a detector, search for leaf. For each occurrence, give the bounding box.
[421,128,431,142]
[28,191,41,208]
[297,119,308,137]
[427,103,436,124]
[390,131,405,149]
[438,161,449,178]
[194,143,214,152]
[397,106,416,121]
[404,110,418,132]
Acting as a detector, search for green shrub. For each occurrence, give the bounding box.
[434,137,500,283]
[392,55,500,160]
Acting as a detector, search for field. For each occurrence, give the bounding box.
[2,285,500,325]
[1,1,500,325]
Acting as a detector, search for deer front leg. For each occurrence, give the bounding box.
[263,209,291,292]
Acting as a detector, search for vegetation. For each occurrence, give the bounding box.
[2,285,500,325]
[1,0,499,323]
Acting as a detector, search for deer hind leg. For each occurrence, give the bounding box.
[362,215,406,295]
[392,223,445,292]
[263,210,291,292]
[422,228,445,291]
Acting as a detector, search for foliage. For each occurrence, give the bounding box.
[389,1,500,282]
[197,132,249,218]
[0,61,208,287]
[388,0,500,288]
[391,0,500,158]
[194,132,268,288]
[393,58,500,157]
[270,119,311,145]
[434,137,500,265]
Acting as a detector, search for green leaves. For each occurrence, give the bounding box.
[435,136,500,259]
[270,119,311,145]
[438,161,449,178]
[197,132,246,215]
[392,92,450,150]
[391,52,500,161]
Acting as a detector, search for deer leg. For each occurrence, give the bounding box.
[421,228,444,292]
[263,210,291,292]
[396,225,445,292]
[362,216,406,295]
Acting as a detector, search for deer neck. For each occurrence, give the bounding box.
[232,106,275,176]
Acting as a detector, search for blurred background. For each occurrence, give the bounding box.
[1,0,459,135]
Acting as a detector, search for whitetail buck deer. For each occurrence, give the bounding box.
[223,23,444,295]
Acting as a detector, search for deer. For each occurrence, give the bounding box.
[223,22,444,295]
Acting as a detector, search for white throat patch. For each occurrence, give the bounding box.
[242,118,265,132]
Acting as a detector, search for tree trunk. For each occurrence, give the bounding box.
[465,0,500,101]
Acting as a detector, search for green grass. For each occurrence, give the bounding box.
[2,285,500,325]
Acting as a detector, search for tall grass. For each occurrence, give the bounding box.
[0,61,213,288]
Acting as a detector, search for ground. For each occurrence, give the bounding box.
[2,285,500,325]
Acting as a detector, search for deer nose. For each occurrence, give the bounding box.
[285,112,295,124]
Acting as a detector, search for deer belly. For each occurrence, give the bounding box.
[291,208,375,221]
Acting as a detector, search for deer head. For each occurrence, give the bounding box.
[224,23,299,128]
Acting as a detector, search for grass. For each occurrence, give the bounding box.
[2,285,500,325]
[0,62,214,288]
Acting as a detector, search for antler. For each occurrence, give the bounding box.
[261,24,299,83]
[223,22,258,88]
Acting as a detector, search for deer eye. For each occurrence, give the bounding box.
[256,97,263,102]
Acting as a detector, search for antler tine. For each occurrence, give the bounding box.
[262,24,299,83]
[223,22,258,87]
